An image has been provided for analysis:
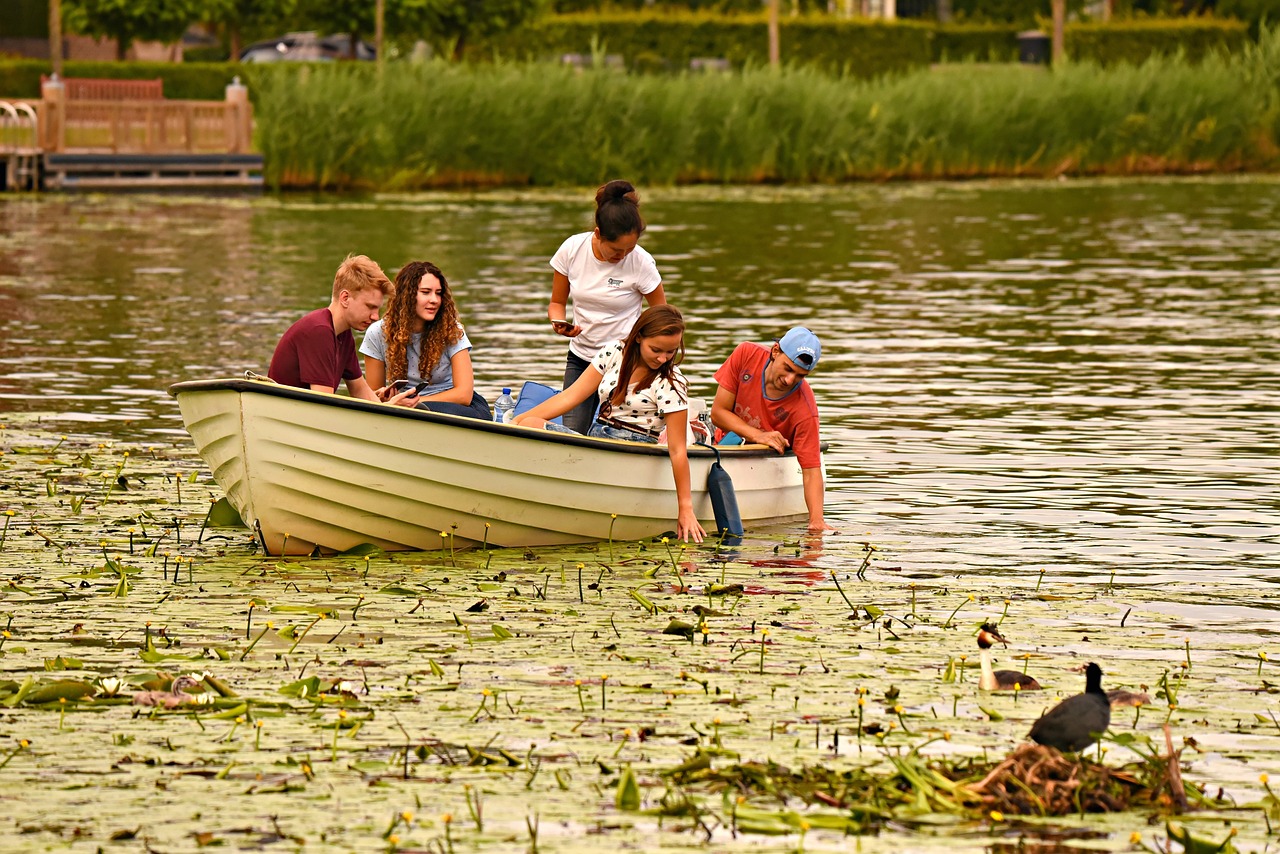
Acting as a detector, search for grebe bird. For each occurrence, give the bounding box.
[1106,688,1151,708]
[132,674,204,708]
[1028,662,1111,752]
[976,623,1042,692]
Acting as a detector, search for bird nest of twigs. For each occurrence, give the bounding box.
[969,743,1178,816]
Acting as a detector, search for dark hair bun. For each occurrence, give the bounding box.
[593,180,645,240]
[596,179,637,207]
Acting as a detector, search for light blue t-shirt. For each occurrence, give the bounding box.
[360,321,472,397]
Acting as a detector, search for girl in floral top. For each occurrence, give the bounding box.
[514,305,705,543]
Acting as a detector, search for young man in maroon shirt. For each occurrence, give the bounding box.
[710,326,832,533]
[268,254,392,401]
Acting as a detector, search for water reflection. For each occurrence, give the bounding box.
[1,178,1277,582]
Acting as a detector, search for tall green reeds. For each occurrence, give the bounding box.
[254,28,1280,189]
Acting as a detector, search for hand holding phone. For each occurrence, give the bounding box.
[385,380,428,401]
[551,318,577,336]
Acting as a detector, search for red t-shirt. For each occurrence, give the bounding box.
[267,308,361,392]
[713,342,822,469]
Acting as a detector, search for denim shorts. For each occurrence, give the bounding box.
[588,421,659,444]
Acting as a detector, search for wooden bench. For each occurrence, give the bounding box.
[41,76,164,101]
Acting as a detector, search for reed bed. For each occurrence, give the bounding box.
[255,29,1280,189]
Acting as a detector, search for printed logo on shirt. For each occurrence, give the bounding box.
[773,408,791,424]
[606,277,625,289]
[741,372,752,382]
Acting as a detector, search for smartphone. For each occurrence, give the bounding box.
[551,318,574,331]
[391,380,429,396]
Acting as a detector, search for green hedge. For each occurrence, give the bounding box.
[0,59,315,101]
[1067,18,1250,64]
[479,12,935,76]
[480,12,1250,71]
[0,15,1256,103]
[934,23,1019,62]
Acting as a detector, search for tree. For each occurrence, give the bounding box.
[294,0,377,58]
[404,0,546,60]
[206,0,296,62]
[63,0,201,60]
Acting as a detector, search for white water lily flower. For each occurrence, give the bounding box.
[98,677,122,697]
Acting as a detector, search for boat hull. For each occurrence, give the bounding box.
[171,379,814,555]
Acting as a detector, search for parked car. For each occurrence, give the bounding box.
[239,32,375,63]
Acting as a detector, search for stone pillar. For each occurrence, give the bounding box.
[225,76,250,154]
[41,73,65,153]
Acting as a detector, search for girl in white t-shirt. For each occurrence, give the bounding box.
[547,180,667,434]
[361,260,490,420]
[515,305,706,544]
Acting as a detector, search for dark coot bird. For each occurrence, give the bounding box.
[1028,662,1111,752]
[976,623,1042,692]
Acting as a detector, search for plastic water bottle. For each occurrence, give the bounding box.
[493,388,515,423]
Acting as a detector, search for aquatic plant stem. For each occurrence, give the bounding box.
[0,510,14,551]
[0,740,29,770]
[830,569,856,611]
[943,595,974,628]
[288,614,323,655]
[608,514,617,562]
[240,622,273,661]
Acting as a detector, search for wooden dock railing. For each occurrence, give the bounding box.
[39,75,252,155]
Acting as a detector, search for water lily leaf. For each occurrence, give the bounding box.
[864,604,885,619]
[662,620,696,639]
[279,676,322,698]
[492,624,513,640]
[23,679,96,704]
[979,706,1004,722]
[377,585,426,596]
[707,584,744,597]
[427,659,445,678]
[207,498,244,528]
[203,674,238,698]
[615,765,641,811]
[44,656,84,671]
[337,543,383,557]
[1166,821,1238,854]
[269,605,339,616]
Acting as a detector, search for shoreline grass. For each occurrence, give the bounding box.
[255,28,1280,190]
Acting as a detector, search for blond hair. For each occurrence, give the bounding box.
[331,254,391,301]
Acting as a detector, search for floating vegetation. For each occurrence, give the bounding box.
[0,420,1276,851]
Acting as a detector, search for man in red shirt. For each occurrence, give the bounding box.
[268,255,392,400]
[710,326,832,533]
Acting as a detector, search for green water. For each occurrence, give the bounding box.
[0,178,1278,851]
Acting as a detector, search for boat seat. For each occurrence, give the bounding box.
[513,381,568,426]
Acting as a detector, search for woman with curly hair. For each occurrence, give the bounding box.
[360,260,490,420]
[514,304,705,543]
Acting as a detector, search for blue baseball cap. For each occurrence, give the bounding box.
[777,326,821,371]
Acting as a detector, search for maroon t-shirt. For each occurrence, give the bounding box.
[267,308,361,391]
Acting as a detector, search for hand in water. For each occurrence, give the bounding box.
[677,509,706,544]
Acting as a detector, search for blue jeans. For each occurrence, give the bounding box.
[416,390,491,421]
[562,351,599,435]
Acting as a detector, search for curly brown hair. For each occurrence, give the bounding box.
[382,261,462,381]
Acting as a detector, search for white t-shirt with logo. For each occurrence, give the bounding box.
[591,339,689,434]
[550,231,662,362]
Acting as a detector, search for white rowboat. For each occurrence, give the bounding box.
[170,379,815,555]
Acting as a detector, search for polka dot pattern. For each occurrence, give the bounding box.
[591,339,689,432]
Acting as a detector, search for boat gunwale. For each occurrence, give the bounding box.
[169,378,824,459]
